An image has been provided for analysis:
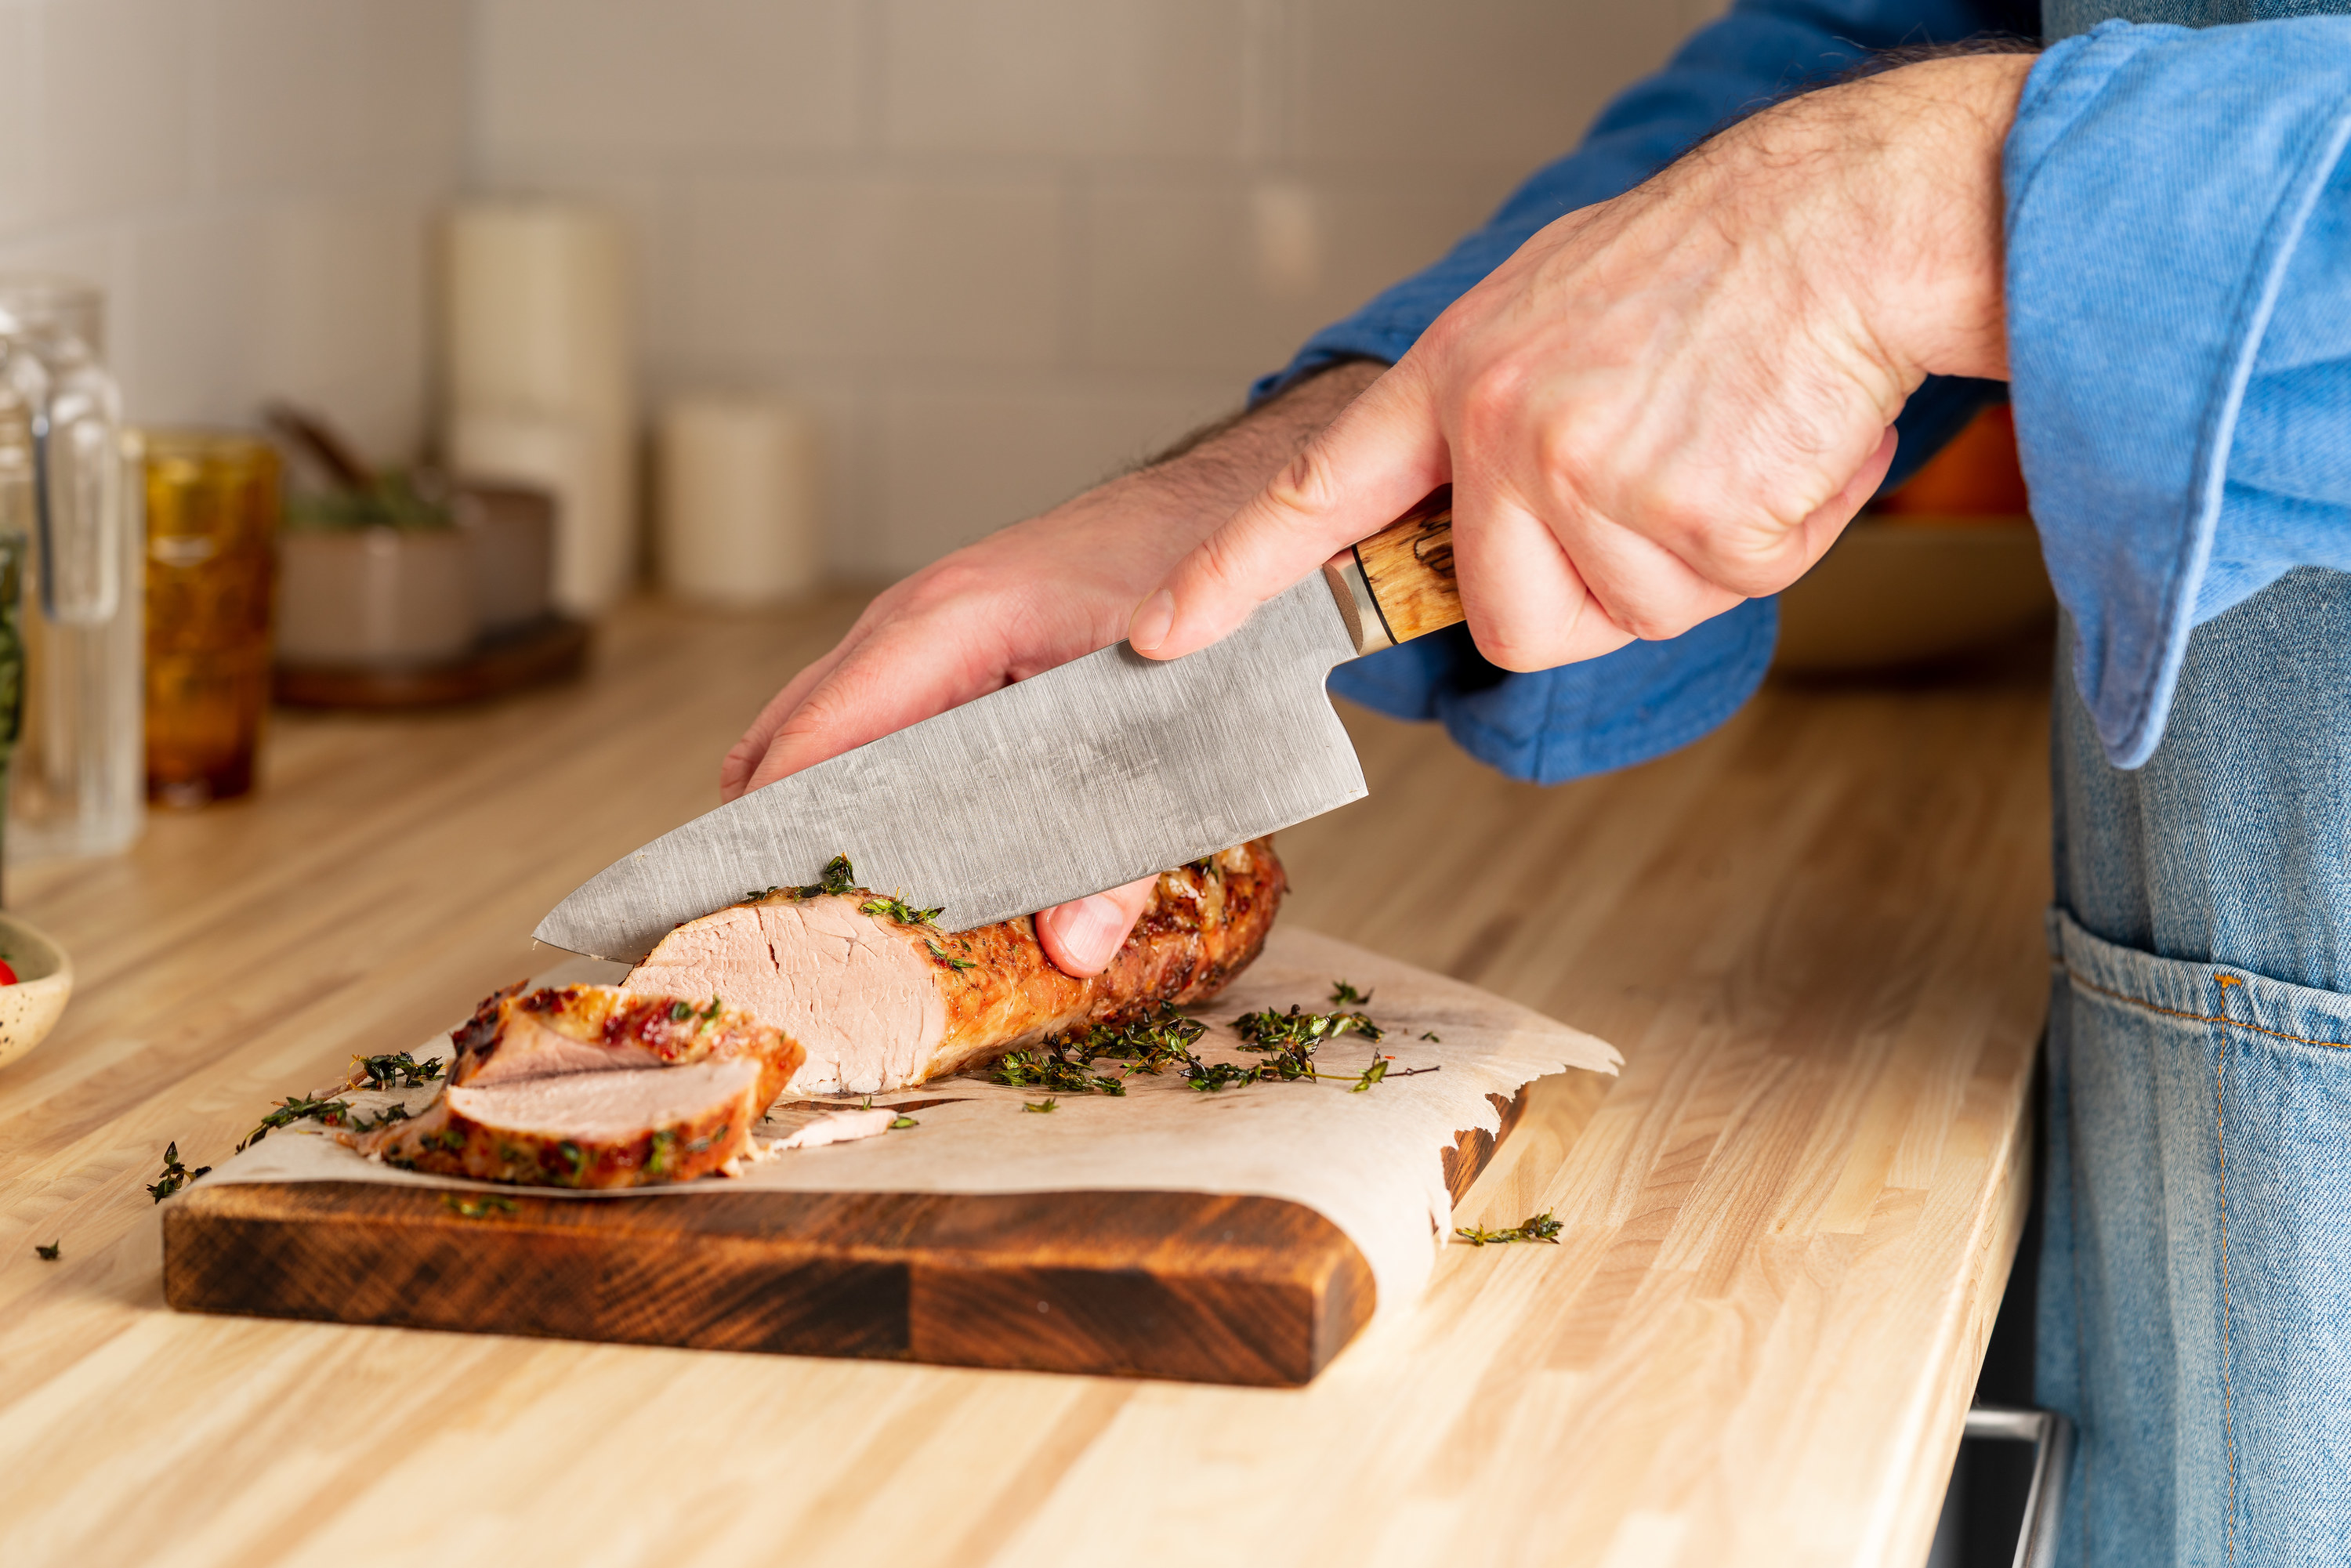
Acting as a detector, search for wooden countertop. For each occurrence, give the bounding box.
[0,596,2052,1568]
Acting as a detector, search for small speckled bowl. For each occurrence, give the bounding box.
[0,913,73,1074]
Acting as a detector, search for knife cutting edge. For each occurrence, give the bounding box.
[534,487,1467,961]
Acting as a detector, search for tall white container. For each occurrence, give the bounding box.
[440,202,634,617]
[657,396,824,607]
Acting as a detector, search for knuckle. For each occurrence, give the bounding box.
[1261,446,1344,523]
[1457,362,1532,442]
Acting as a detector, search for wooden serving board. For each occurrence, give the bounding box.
[161,1094,1522,1387]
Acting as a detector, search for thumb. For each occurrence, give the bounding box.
[1128,364,1447,661]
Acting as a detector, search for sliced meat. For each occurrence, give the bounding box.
[621,838,1286,1095]
[352,1058,762,1188]
[447,983,803,1109]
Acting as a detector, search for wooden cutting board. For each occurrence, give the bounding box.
[161,1094,1522,1387]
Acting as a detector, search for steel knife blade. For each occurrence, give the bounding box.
[534,490,1461,961]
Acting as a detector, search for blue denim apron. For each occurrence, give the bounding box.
[2036,12,2351,1568]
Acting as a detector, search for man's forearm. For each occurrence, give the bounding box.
[1118,359,1386,544]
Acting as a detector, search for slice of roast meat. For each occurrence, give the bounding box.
[621,838,1286,1095]
[447,983,803,1109]
[353,1058,762,1188]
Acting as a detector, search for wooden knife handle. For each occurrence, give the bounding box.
[1320,486,1462,655]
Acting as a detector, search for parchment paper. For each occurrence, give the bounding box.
[197,928,1618,1316]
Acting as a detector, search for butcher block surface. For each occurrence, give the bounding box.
[0,594,2052,1568]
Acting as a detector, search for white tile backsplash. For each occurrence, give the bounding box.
[471,0,863,157]
[0,0,1728,574]
[1081,174,1506,377]
[880,0,1251,159]
[0,0,464,459]
[38,0,199,223]
[1288,1,1703,167]
[680,169,1067,371]
[871,378,1236,573]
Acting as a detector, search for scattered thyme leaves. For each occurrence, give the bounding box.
[1421,1030,1441,1042]
[443,1193,517,1219]
[862,893,944,927]
[1329,980,1372,1008]
[145,1141,212,1201]
[744,853,858,906]
[991,1049,1126,1095]
[347,1051,444,1090]
[1022,1097,1059,1114]
[1455,1212,1563,1247]
[1232,1004,1382,1051]
[34,1240,60,1261]
[349,1102,414,1134]
[889,1115,919,1130]
[926,940,976,972]
[237,1095,353,1153]
[802,854,856,897]
[1054,1007,1207,1074]
[1183,1059,1262,1092]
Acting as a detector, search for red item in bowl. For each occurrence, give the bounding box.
[0,958,22,985]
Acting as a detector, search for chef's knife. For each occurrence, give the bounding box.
[534,489,1465,961]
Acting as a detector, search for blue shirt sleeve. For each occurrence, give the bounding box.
[2005,16,2351,767]
[1257,0,2032,786]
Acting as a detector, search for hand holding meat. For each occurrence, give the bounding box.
[1127,55,2030,672]
[720,362,1378,977]
[351,842,1286,1188]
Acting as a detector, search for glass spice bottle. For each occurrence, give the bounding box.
[140,433,277,806]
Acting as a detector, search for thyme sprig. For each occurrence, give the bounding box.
[1183,1059,1262,1092]
[1329,980,1372,1007]
[1022,1097,1059,1114]
[1455,1211,1563,1247]
[1058,1007,1208,1074]
[146,1141,211,1202]
[349,1102,414,1134]
[347,1051,444,1090]
[864,893,944,927]
[1231,1004,1383,1050]
[746,852,860,904]
[991,1006,1208,1095]
[34,1240,60,1261]
[443,1193,516,1219]
[991,1050,1127,1095]
[237,1094,354,1153]
[926,940,976,972]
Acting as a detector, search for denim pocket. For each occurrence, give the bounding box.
[2044,910,2351,1568]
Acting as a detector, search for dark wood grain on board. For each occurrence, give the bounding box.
[161,1095,1520,1386]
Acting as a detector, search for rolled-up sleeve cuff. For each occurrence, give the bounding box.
[2005,16,2351,768]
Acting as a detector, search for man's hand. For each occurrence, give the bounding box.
[1125,54,2034,670]
[721,360,1383,976]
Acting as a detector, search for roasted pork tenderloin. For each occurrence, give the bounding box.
[346,985,802,1188]
[621,837,1286,1095]
[359,1059,764,1187]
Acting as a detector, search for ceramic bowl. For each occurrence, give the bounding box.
[0,912,73,1074]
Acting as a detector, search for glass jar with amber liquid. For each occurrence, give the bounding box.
[140,433,277,806]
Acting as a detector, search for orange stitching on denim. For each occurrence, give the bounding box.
[2062,968,2351,1051]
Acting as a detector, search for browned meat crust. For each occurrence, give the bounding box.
[448,983,804,1108]
[916,836,1288,1078]
[353,1061,759,1189]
